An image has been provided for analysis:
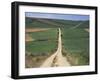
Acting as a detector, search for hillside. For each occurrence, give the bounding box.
[25,17,89,29]
[25,17,89,68]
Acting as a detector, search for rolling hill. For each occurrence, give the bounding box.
[25,17,89,29]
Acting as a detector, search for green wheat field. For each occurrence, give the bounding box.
[25,17,89,68]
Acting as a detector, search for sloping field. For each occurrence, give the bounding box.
[26,28,58,55]
[62,28,89,65]
[26,17,89,29]
[25,28,58,68]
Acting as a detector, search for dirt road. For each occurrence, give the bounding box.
[40,28,70,67]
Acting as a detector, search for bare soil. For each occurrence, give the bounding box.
[85,28,89,32]
[25,28,50,32]
[25,34,34,42]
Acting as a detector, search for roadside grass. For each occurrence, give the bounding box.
[62,28,89,66]
[25,54,50,68]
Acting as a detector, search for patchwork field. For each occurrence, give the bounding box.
[25,17,89,68]
[25,28,58,68]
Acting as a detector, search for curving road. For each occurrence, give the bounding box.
[40,28,70,67]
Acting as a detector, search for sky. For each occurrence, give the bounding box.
[25,12,89,21]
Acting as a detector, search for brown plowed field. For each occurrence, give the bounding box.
[26,28,50,32]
